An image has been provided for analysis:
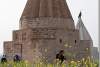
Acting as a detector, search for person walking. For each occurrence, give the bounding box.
[56,50,66,64]
[1,55,7,63]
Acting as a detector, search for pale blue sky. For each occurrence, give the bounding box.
[0,0,98,54]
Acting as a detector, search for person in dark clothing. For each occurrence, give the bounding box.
[56,50,66,64]
[13,55,21,62]
[1,55,7,63]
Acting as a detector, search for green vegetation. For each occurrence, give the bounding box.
[0,57,99,67]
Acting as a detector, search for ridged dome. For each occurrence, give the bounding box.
[21,0,72,18]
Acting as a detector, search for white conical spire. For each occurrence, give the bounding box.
[76,12,92,41]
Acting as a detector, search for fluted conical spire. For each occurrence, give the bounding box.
[21,0,72,18]
[76,13,92,40]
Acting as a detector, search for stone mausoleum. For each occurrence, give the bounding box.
[4,0,93,62]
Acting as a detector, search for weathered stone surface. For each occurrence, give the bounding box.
[4,41,14,60]
[21,0,72,18]
[76,40,92,60]
[20,18,75,30]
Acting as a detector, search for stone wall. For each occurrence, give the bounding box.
[4,41,14,60]
[20,18,75,30]
[76,40,92,60]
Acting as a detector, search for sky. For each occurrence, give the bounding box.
[0,0,99,55]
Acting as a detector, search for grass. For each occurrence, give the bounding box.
[0,58,99,67]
